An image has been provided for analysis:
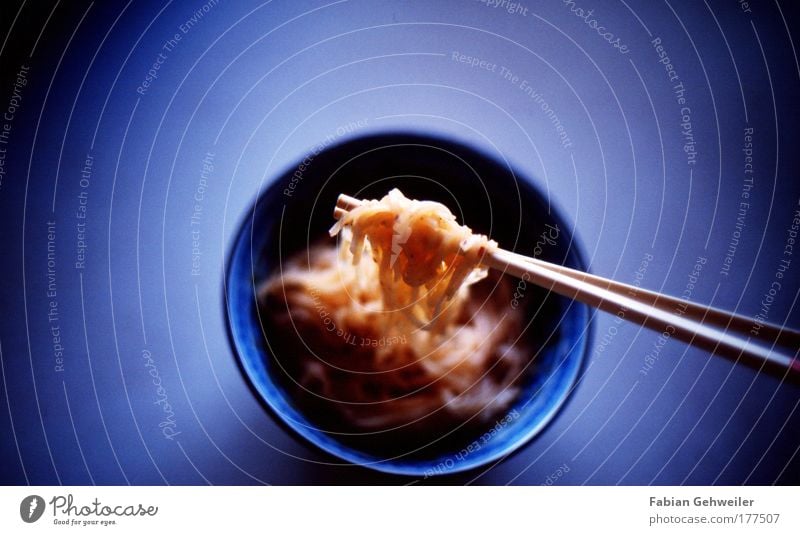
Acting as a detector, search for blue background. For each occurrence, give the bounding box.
[0,0,798,484]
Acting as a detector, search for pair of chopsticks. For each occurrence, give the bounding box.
[334,194,800,381]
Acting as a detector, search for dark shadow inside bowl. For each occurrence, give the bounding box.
[226,133,590,476]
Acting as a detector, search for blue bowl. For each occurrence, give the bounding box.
[225,133,590,476]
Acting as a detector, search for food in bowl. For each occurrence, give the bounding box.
[258,189,531,438]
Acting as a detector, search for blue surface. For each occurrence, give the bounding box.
[0,0,798,484]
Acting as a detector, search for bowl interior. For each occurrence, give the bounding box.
[226,133,589,476]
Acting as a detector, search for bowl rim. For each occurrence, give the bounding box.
[223,131,592,477]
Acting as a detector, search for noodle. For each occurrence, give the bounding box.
[259,189,528,434]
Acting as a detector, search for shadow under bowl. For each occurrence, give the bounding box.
[226,132,590,476]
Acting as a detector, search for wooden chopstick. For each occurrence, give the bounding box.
[334,194,800,381]
[504,250,800,349]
